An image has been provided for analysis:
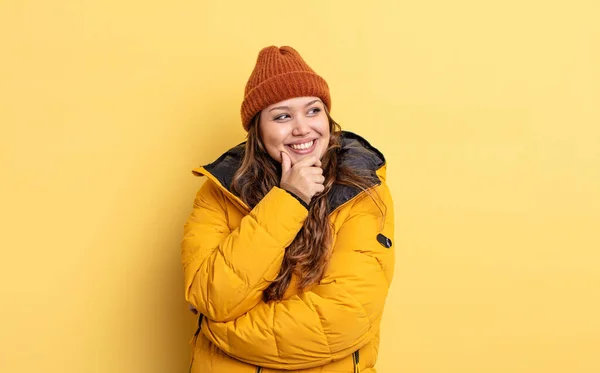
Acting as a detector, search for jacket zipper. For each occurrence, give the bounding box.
[352,350,360,373]
[188,314,204,373]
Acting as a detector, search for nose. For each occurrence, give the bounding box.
[292,116,310,136]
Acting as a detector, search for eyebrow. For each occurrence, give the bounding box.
[268,99,323,112]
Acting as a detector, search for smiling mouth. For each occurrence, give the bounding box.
[288,140,314,150]
[286,139,317,154]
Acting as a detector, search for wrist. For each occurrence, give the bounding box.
[280,184,310,207]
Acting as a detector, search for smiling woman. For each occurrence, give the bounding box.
[260,97,330,164]
[181,46,395,373]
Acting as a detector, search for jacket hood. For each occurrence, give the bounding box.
[192,131,386,214]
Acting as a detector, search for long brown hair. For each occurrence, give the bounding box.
[231,108,381,301]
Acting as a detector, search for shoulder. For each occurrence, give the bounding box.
[338,131,388,181]
[347,180,393,220]
[192,178,228,212]
[191,141,246,192]
[338,131,386,168]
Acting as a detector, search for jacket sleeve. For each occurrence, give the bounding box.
[201,183,395,370]
[181,179,309,323]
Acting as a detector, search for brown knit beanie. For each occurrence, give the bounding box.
[240,46,331,131]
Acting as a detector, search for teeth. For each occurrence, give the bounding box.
[290,140,314,150]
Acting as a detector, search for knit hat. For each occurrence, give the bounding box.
[240,46,331,131]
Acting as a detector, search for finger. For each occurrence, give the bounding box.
[281,152,291,175]
[295,155,319,168]
[310,174,325,184]
[306,167,323,175]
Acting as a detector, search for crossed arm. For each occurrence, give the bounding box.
[200,183,395,370]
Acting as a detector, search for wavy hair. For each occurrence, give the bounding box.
[231,108,382,301]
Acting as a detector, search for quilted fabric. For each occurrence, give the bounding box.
[182,132,395,373]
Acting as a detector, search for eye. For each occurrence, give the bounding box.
[274,113,291,121]
[307,107,322,115]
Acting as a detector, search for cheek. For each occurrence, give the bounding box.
[321,135,330,152]
[265,133,286,149]
[317,119,330,139]
[318,124,330,150]
[259,131,284,162]
[316,116,329,134]
[260,124,285,148]
[263,134,289,162]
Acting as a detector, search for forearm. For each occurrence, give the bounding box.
[183,185,309,322]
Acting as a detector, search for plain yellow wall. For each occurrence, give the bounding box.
[1,1,599,372]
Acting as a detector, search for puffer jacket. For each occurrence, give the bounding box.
[181,131,395,373]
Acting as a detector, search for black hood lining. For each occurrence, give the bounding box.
[201,131,385,214]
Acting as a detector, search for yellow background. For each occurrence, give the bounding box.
[1,1,599,372]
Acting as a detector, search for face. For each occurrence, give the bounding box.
[258,96,330,165]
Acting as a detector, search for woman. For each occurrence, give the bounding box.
[181,46,395,373]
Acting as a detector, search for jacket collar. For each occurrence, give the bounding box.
[193,131,386,214]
